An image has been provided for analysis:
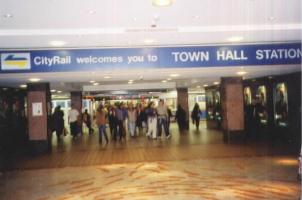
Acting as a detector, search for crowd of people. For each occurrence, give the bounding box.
[52,100,193,144]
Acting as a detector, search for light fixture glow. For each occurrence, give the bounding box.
[152,0,173,7]
[57,90,62,93]
[93,83,99,86]
[20,84,27,88]
[236,71,247,75]
[104,76,111,79]
[167,78,172,81]
[51,89,56,92]
[128,79,134,82]
[128,81,133,84]
[3,13,13,18]
[203,84,208,87]
[213,81,220,85]
[88,10,96,14]
[197,85,201,88]
[144,39,155,44]
[29,78,41,82]
[90,80,95,83]
[228,36,244,42]
[50,40,66,46]
[268,16,276,21]
[162,80,167,83]
[169,74,180,77]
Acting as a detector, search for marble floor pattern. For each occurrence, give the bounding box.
[0,156,300,200]
[0,122,301,199]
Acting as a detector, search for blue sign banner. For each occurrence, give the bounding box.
[0,43,301,73]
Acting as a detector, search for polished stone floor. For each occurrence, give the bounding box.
[0,122,300,199]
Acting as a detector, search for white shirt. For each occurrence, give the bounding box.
[68,109,79,123]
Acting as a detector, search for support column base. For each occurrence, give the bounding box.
[28,140,50,155]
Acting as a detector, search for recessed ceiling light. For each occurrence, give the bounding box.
[129,79,134,82]
[268,76,273,79]
[57,90,62,93]
[3,13,13,18]
[236,71,247,75]
[228,36,244,42]
[20,84,27,88]
[50,40,66,46]
[162,80,167,83]
[133,17,137,21]
[29,78,41,82]
[128,81,133,84]
[88,10,96,14]
[144,39,155,44]
[90,80,95,83]
[213,81,220,85]
[93,83,99,86]
[152,0,173,7]
[203,84,208,87]
[169,74,180,77]
[268,16,276,21]
[104,76,111,79]
[167,78,172,81]
[194,15,200,19]
[197,85,201,88]
[50,89,56,92]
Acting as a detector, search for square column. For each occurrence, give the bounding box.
[177,88,189,130]
[27,83,52,153]
[220,77,244,142]
[70,91,82,134]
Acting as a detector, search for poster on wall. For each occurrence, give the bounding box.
[244,87,252,105]
[274,83,288,127]
[32,102,43,116]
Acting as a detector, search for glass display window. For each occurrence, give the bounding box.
[244,87,252,105]
[256,85,268,125]
[274,82,288,127]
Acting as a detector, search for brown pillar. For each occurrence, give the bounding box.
[27,83,52,153]
[177,88,189,130]
[70,91,82,134]
[220,77,244,142]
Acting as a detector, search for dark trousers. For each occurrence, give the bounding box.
[84,121,93,133]
[70,121,78,137]
[110,123,118,139]
[195,117,200,129]
[98,125,108,143]
[157,117,169,137]
[117,120,124,140]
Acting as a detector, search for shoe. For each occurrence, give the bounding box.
[166,134,171,139]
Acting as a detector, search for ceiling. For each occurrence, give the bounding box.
[0,0,301,93]
[0,0,301,48]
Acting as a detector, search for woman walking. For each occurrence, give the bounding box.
[96,105,108,144]
[191,103,201,130]
[127,103,137,137]
[146,101,157,139]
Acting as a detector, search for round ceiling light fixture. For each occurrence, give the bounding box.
[3,13,13,18]
[228,36,244,42]
[236,71,247,75]
[50,40,66,47]
[152,0,173,7]
[28,78,41,82]
[169,73,180,77]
